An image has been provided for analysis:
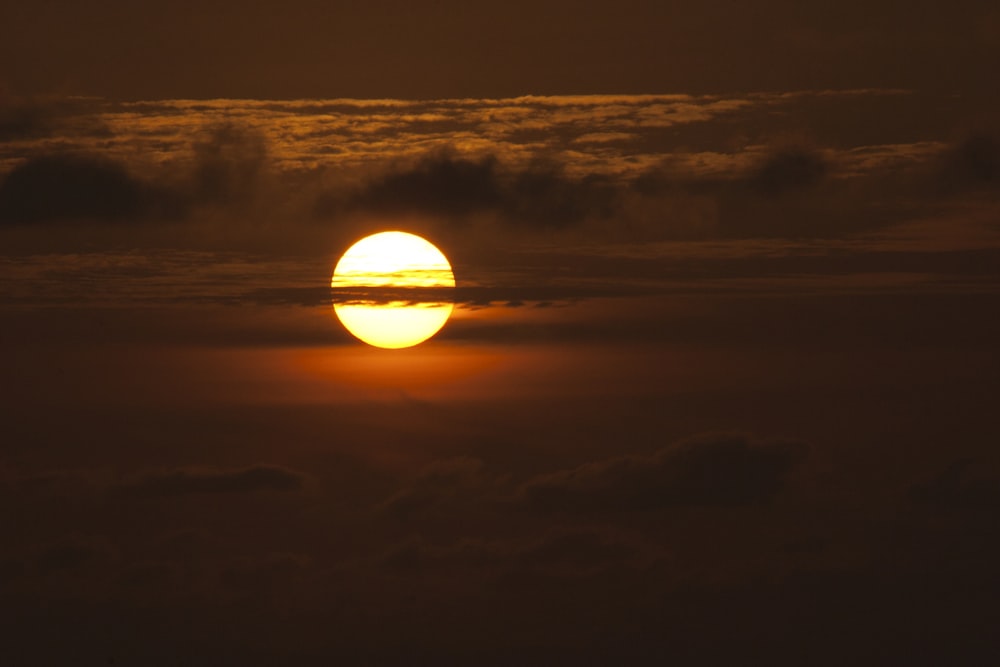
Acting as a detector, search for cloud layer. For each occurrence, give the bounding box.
[521,433,807,511]
[1,91,994,249]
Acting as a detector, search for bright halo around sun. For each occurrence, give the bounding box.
[331,231,456,349]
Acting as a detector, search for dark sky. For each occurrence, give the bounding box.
[2,3,1000,666]
[3,0,1000,99]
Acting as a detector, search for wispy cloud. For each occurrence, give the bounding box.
[0,89,923,182]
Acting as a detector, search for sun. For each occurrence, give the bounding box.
[331,231,455,349]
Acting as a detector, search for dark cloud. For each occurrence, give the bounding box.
[555,137,947,238]
[0,113,970,241]
[0,123,272,225]
[377,457,490,518]
[521,433,807,512]
[941,134,1000,188]
[321,143,900,240]
[342,154,502,217]
[244,284,608,311]
[377,433,808,524]
[504,161,618,227]
[0,154,185,224]
[750,148,828,195]
[0,94,990,244]
[326,153,618,228]
[119,464,308,497]
[190,123,269,205]
[0,100,49,142]
[380,530,640,577]
[0,96,111,143]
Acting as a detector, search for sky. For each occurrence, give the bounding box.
[2,2,1000,665]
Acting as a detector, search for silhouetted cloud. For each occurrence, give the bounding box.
[327,153,618,228]
[941,134,1000,188]
[504,161,618,227]
[0,154,185,224]
[750,148,828,194]
[0,101,49,142]
[633,132,990,237]
[190,123,268,205]
[0,97,111,143]
[0,122,274,225]
[1,92,976,240]
[120,464,308,497]
[341,154,502,217]
[378,457,490,518]
[375,433,807,523]
[521,433,807,512]
[324,140,916,240]
[379,530,640,577]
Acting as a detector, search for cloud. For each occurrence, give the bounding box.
[750,148,828,194]
[520,433,807,512]
[0,92,972,241]
[0,153,185,224]
[0,100,49,142]
[379,530,641,577]
[374,433,807,523]
[0,93,987,251]
[340,154,502,218]
[325,152,619,228]
[190,123,269,205]
[505,161,618,228]
[0,96,110,143]
[0,122,274,225]
[377,457,491,518]
[322,142,899,241]
[319,132,991,241]
[940,134,1000,188]
[119,464,308,497]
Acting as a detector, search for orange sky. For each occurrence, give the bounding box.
[2,8,1000,662]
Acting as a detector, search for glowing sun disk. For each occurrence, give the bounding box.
[331,231,455,349]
